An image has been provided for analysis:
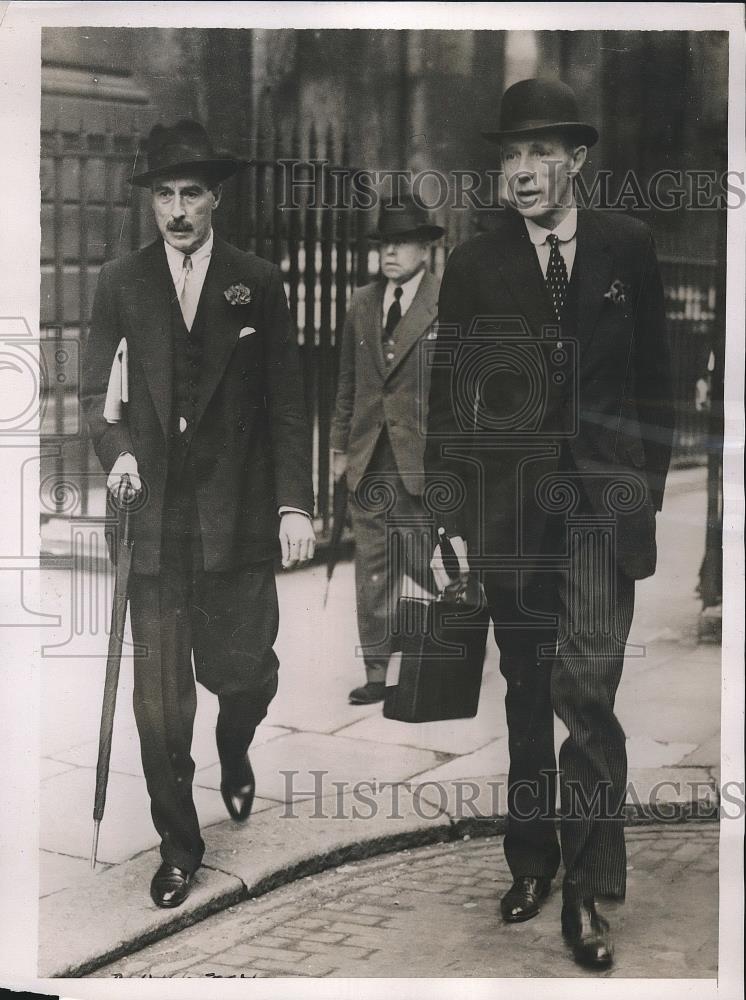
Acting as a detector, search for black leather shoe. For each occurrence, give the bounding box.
[500,876,552,922]
[220,753,256,822]
[561,898,614,969]
[150,863,193,908]
[349,682,386,705]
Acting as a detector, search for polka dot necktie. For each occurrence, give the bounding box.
[545,233,569,322]
[384,286,403,340]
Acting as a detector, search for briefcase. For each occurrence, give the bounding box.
[384,576,490,723]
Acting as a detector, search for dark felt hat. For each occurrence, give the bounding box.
[481,78,598,148]
[368,195,445,242]
[130,119,247,187]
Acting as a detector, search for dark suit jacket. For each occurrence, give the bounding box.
[330,270,439,494]
[425,208,675,580]
[82,236,314,575]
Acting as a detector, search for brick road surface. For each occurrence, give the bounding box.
[93,824,719,979]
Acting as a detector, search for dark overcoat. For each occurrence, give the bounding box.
[82,236,314,575]
[424,208,675,580]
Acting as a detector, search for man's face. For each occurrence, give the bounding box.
[379,239,430,284]
[151,174,221,254]
[501,132,587,228]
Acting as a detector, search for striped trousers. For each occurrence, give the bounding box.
[485,527,635,901]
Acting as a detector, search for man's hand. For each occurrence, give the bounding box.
[332,451,348,483]
[107,452,142,497]
[280,512,316,569]
[430,535,470,591]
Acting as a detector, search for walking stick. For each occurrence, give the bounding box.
[90,474,135,869]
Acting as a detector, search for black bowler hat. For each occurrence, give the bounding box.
[130,119,247,187]
[481,78,598,148]
[368,195,445,242]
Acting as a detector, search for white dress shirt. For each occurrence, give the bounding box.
[164,228,214,297]
[382,266,426,325]
[524,206,578,280]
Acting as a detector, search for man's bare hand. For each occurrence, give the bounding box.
[332,451,348,483]
[280,512,316,568]
[430,534,470,591]
[107,452,142,498]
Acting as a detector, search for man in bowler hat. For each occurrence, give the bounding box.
[82,119,315,907]
[331,196,443,704]
[426,79,674,967]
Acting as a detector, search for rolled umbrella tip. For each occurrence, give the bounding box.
[90,820,101,870]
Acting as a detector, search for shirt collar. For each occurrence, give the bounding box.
[163,228,214,271]
[524,206,577,247]
[386,266,425,300]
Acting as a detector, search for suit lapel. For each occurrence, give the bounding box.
[192,237,244,429]
[125,241,173,440]
[363,281,386,378]
[574,210,613,360]
[494,210,555,337]
[385,270,438,379]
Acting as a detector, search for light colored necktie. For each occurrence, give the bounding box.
[179,254,198,331]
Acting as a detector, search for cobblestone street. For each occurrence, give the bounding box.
[94,824,719,980]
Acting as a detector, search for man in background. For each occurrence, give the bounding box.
[331,196,443,705]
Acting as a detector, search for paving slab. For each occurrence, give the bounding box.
[40,850,104,899]
[205,785,452,896]
[39,766,276,865]
[53,719,291,775]
[207,730,443,804]
[334,689,503,755]
[413,738,512,783]
[625,736,699,768]
[617,652,721,744]
[38,849,245,978]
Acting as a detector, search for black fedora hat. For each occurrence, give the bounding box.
[368,195,445,242]
[130,119,247,187]
[482,78,598,148]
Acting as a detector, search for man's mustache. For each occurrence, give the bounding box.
[167,222,193,233]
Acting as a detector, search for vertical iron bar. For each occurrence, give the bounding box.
[78,123,90,515]
[52,122,66,513]
[287,122,301,341]
[317,126,335,531]
[303,123,319,442]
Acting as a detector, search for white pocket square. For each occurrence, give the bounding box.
[239,327,256,339]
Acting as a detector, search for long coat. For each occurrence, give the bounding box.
[330,270,439,494]
[81,236,314,576]
[424,208,675,581]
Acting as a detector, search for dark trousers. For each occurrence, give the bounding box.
[349,428,433,683]
[484,531,635,900]
[128,470,279,873]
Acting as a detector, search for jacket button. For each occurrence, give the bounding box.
[238,420,246,431]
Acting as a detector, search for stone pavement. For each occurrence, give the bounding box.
[92,826,720,979]
[34,466,727,976]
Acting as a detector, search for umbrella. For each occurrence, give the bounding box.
[90,475,135,869]
[323,473,349,608]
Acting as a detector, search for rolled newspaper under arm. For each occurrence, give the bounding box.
[103,338,129,423]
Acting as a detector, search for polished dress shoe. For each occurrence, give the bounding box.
[500,875,551,922]
[348,681,386,705]
[150,863,193,908]
[561,897,614,969]
[220,753,256,821]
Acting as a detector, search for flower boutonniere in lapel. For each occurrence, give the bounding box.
[603,279,629,307]
[224,283,252,306]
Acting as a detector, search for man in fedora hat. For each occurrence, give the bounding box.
[82,118,315,908]
[426,79,674,967]
[331,195,443,704]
